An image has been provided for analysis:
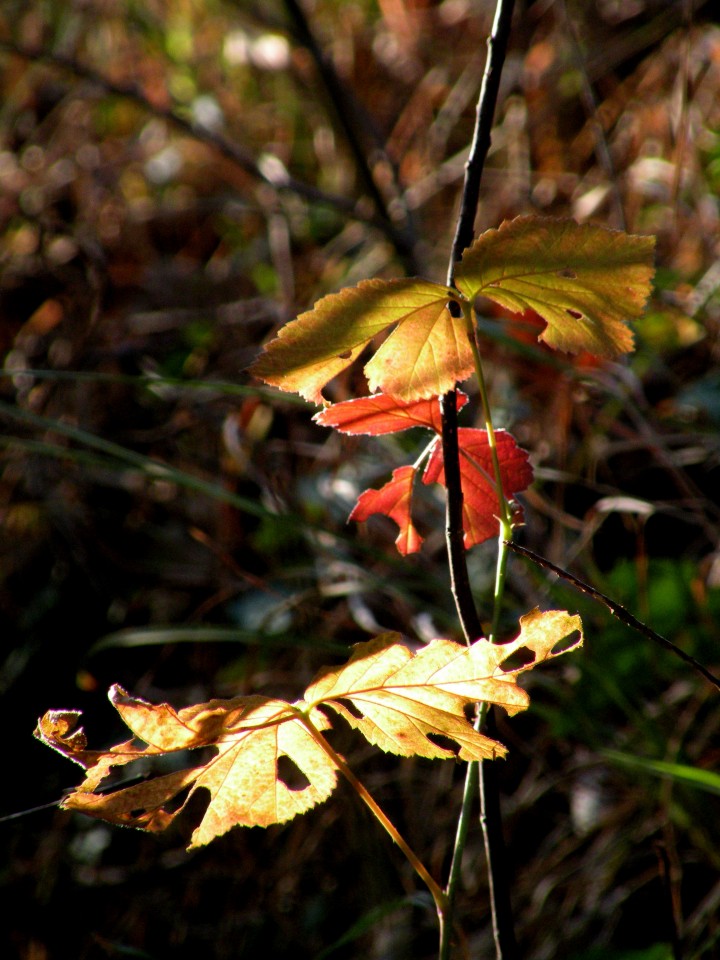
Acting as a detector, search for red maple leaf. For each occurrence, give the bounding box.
[349,465,423,556]
[317,393,533,554]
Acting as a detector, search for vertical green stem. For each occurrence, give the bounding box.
[467,307,518,957]
[465,306,514,641]
[441,306,519,960]
[442,703,489,927]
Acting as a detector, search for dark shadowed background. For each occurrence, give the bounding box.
[1,1,719,958]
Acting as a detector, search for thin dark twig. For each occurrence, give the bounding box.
[506,541,720,692]
[446,0,515,273]
[0,39,396,236]
[440,2,517,958]
[478,709,515,954]
[283,0,419,272]
[441,0,516,643]
[0,769,167,822]
[440,385,485,642]
[441,0,515,641]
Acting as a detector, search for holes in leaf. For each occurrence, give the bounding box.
[163,783,193,815]
[552,629,581,655]
[557,268,577,279]
[566,308,583,319]
[337,697,364,720]
[427,733,460,757]
[170,785,211,836]
[277,755,311,792]
[463,703,478,723]
[502,645,536,671]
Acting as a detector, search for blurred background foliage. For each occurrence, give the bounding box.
[1,0,719,958]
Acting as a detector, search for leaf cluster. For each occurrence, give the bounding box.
[252,217,655,404]
[253,216,654,555]
[317,392,532,553]
[37,611,582,848]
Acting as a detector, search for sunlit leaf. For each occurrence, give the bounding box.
[38,687,336,846]
[314,391,467,436]
[36,611,582,847]
[250,277,468,404]
[456,216,655,357]
[303,611,582,758]
[423,428,533,548]
[349,465,423,555]
[316,394,533,553]
[251,217,654,404]
[363,297,474,400]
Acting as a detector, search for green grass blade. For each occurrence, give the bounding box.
[603,749,720,796]
[90,625,346,655]
[0,368,308,403]
[0,400,275,520]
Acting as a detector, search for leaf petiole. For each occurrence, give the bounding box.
[297,709,448,922]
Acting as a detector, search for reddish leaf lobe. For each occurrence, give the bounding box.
[349,465,424,555]
[423,429,533,548]
[315,392,468,436]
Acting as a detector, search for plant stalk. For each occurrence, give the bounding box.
[439,0,517,957]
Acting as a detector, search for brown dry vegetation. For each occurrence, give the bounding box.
[1,1,719,958]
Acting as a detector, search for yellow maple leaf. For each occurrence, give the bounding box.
[250,277,473,404]
[249,216,655,405]
[455,216,655,357]
[36,610,582,848]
